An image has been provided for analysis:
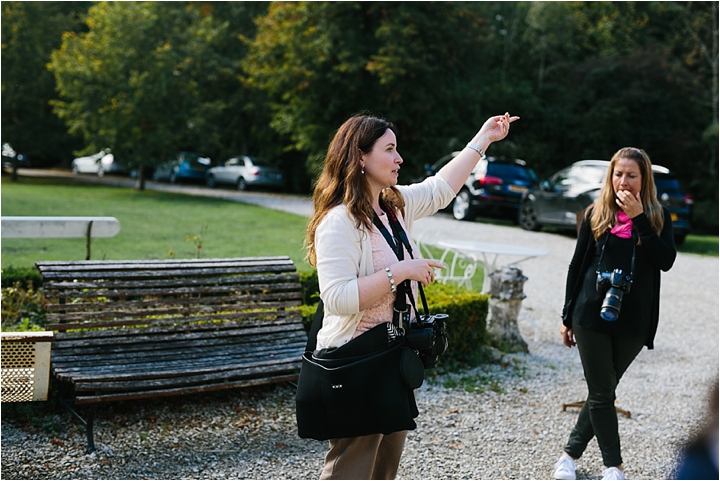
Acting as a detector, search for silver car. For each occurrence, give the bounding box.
[205,155,284,191]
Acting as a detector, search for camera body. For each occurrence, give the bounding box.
[595,268,632,322]
[404,313,448,368]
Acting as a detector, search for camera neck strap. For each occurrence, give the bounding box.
[372,199,429,328]
[596,229,637,280]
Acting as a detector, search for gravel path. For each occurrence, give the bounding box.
[2,172,717,479]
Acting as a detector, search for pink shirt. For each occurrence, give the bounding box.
[353,211,419,338]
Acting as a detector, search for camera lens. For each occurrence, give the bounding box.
[600,288,623,321]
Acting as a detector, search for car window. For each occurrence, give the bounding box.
[225,158,240,167]
[249,157,270,167]
[559,165,605,186]
[487,163,538,182]
[654,176,681,194]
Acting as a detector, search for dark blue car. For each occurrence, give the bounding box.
[153,151,212,184]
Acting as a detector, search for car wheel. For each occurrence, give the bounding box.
[170,171,178,184]
[518,201,541,231]
[206,175,216,189]
[237,177,247,191]
[71,164,79,174]
[452,190,475,221]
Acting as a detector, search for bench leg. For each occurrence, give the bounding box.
[58,398,98,453]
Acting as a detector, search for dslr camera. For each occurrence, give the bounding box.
[404,314,448,369]
[595,268,633,322]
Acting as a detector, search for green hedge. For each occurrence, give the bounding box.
[2,265,42,289]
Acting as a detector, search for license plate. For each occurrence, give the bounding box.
[508,185,528,193]
[671,213,678,222]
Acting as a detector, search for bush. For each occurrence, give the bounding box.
[298,269,319,305]
[1,281,47,331]
[2,265,42,289]
[692,200,719,235]
[423,282,489,370]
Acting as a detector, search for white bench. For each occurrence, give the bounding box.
[1,216,121,260]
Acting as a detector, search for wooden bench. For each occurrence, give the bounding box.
[36,256,306,453]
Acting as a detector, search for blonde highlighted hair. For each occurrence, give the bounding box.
[305,115,405,266]
[589,147,664,240]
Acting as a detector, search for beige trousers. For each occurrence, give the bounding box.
[319,430,408,480]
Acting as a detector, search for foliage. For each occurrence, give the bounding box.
[0,1,87,166]
[1,2,716,222]
[1,281,47,331]
[1,265,42,289]
[48,2,271,187]
[298,268,319,305]
[424,282,489,369]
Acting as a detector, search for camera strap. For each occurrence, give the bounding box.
[596,230,637,286]
[372,199,430,329]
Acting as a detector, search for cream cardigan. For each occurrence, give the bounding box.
[315,174,456,349]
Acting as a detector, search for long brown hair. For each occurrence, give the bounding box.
[589,147,664,240]
[305,115,405,266]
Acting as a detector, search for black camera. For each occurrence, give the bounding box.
[595,268,632,322]
[404,314,448,369]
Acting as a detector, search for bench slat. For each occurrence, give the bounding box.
[73,358,301,392]
[53,335,304,372]
[74,373,300,404]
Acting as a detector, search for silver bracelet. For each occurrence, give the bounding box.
[384,266,396,293]
[466,142,485,157]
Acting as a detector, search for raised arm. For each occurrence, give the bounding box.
[438,113,520,194]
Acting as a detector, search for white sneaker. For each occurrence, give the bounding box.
[553,454,577,480]
[601,467,626,480]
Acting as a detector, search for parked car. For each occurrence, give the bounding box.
[517,159,692,244]
[70,149,123,176]
[205,155,285,191]
[152,152,212,184]
[423,152,539,221]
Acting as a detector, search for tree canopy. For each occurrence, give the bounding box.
[2,1,717,229]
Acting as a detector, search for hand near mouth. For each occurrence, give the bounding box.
[615,190,643,218]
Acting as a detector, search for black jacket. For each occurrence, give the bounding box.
[562,207,676,349]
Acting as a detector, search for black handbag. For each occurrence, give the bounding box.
[295,199,435,441]
[295,301,424,441]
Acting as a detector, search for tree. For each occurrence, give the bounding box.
[242,2,526,180]
[1,2,88,167]
[49,1,268,190]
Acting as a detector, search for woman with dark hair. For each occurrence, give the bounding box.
[305,112,518,479]
[553,147,677,480]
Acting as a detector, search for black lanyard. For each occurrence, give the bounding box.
[371,199,430,328]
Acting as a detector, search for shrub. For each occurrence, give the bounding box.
[1,281,47,331]
[2,265,42,289]
[298,269,319,305]
[423,282,489,370]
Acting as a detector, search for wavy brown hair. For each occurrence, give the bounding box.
[589,147,664,240]
[305,115,405,266]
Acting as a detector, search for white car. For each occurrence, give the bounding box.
[205,155,284,191]
[71,149,123,176]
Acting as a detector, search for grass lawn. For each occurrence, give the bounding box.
[1,176,314,272]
